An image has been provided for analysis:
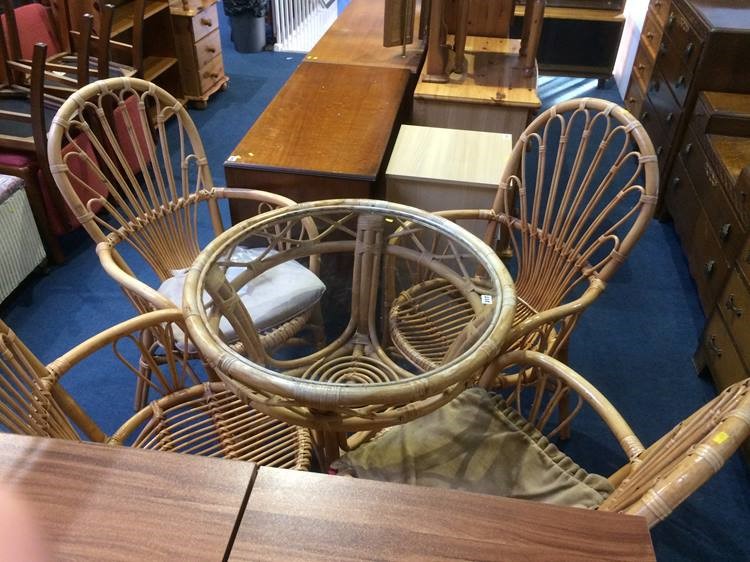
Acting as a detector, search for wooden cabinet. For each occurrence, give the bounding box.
[624,0,750,210]
[169,0,229,107]
[668,92,750,314]
[385,125,512,238]
[686,92,750,463]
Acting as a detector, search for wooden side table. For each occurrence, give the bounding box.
[386,124,512,238]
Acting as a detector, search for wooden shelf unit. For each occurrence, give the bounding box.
[110,0,168,36]
[64,0,183,99]
[511,6,625,80]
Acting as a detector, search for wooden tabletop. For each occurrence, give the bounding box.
[305,0,425,75]
[0,433,256,561]
[0,434,656,561]
[224,61,411,180]
[230,467,656,561]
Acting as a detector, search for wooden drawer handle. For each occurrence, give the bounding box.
[705,162,719,188]
[646,32,655,39]
[200,18,213,26]
[707,335,723,356]
[685,42,694,57]
[666,112,674,123]
[638,63,646,70]
[725,294,743,317]
[640,110,649,121]
[654,0,662,6]
[667,13,675,27]
[657,146,664,156]
[683,142,692,155]
[203,71,220,79]
[719,223,731,240]
[205,47,217,54]
[705,260,716,275]
[676,75,686,88]
[671,176,681,188]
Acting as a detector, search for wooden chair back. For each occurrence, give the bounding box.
[48,0,146,78]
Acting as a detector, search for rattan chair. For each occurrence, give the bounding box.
[332,349,750,529]
[0,308,312,469]
[46,77,323,409]
[387,98,659,379]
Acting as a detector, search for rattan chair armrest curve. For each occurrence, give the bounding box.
[95,242,176,309]
[600,380,750,528]
[490,350,645,459]
[213,187,297,206]
[503,281,605,345]
[45,309,184,380]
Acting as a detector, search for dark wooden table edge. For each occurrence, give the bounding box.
[223,161,377,182]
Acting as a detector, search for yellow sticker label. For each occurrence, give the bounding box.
[712,431,730,445]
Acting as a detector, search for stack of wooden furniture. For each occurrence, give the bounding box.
[64,0,228,105]
[684,92,750,462]
[412,0,545,140]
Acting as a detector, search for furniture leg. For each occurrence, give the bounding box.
[424,0,449,82]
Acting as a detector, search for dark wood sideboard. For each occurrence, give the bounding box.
[623,0,750,209]
[624,0,750,462]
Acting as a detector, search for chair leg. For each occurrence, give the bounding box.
[310,301,327,350]
[134,360,152,411]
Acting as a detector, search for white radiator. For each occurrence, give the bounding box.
[271,0,338,53]
[0,178,46,303]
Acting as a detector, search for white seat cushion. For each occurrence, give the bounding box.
[159,247,325,341]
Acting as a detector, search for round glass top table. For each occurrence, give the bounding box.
[183,199,516,467]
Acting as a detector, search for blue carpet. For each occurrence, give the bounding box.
[2,8,749,561]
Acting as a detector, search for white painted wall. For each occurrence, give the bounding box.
[614,0,650,98]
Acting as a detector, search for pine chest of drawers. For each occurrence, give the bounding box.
[170,0,229,107]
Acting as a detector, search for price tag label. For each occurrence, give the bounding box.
[481,295,493,305]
